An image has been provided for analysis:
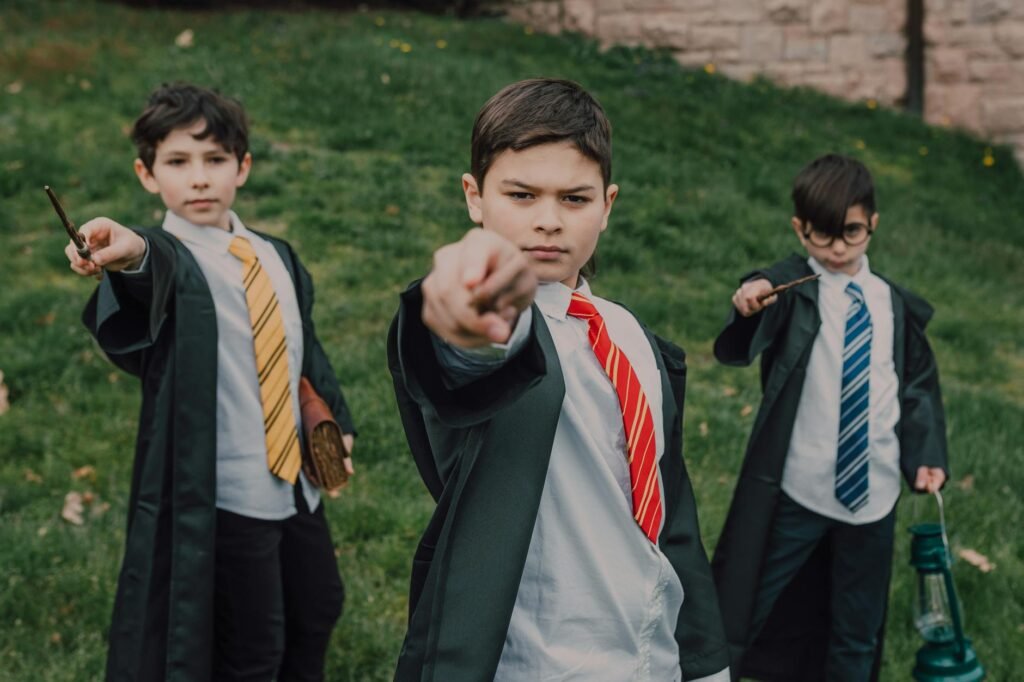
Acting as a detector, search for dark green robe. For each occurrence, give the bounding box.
[83,227,354,682]
[387,282,730,682]
[710,254,949,681]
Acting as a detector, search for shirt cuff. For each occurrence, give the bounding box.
[118,237,150,275]
[430,308,533,388]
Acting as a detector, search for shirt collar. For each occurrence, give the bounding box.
[535,277,594,320]
[807,254,871,291]
[161,209,251,254]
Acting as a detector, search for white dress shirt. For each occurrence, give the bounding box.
[435,280,729,682]
[160,210,318,519]
[781,255,901,524]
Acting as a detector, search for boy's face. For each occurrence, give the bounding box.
[134,119,252,231]
[462,141,618,289]
[792,204,879,277]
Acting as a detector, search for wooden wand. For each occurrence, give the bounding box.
[757,273,821,302]
[44,185,91,260]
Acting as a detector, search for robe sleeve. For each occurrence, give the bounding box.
[388,280,547,430]
[713,261,796,366]
[81,230,175,377]
[898,302,949,482]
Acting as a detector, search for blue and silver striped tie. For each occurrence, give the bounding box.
[836,281,872,512]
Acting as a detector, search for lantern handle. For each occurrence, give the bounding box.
[934,490,951,567]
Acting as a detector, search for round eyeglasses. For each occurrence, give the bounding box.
[804,222,874,247]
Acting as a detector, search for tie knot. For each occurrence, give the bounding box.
[845,281,865,305]
[566,292,600,321]
[228,236,257,264]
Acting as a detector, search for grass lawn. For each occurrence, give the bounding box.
[1,1,1021,679]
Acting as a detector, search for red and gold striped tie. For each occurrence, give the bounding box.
[228,236,302,484]
[567,292,663,543]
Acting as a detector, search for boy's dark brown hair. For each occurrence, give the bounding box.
[791,154,877,235]
[470,78,612,190]
[131,82,249,172]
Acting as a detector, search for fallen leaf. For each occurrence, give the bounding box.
[5,80,23,94]
[24,468,43,484]
[108,372,119,384]
[740,404,753,417]
[722,386,738,397]
[37,526,49,537]
[79,79,92,91]
[385,204,401,216]
[957,548,995,573]
[72,465,96,481]
[35,311,56,326]
[698,421,709,437]
[175,28,194,48]
[50,632,62,644]
[91,501,111,519]
[61,492,85,526]
[82,491,95,505]
[956,475,974,491]
[0,369,9,415]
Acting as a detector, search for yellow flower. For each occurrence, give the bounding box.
[389,39,400,48]
[400,42,412,53]
[983,154,995,167]
[375,16,385,26]
[436,39,447,49]
[866,98,878,110]
[918,146,928,156]
[854,139,866,150]
[704,63,716,75]
[524,26,535,35]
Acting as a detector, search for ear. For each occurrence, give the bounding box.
[791,216,808,245]
[235,152,253,188]
[134,158,161,194]
[599,183,619,233]
[462,173,483,225]
[869,211,879,232]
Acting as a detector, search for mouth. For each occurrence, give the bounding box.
[186,199,218,208]
[524,245,567,261]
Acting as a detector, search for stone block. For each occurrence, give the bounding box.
[740,25,785,61]
[811,0,849,33]
[923,17,947,45]
[930,47,970,82]
[866,32,905,57]
[688,25,741,50]
[595,13,646,43]
[798,72,853,98]
[830,34,867,64]
[713,0,765,24]
[994,22,1024,57]
[969,0,1012,23]
[640,12,690,48]
[784,26,828,60]
[766,0,809,23]
[848,4,891,32]
[563,0,598,33]
[925,83,983,130]
[967,58,1012,82]
[673,49,714,67]
[981,96,1024,132]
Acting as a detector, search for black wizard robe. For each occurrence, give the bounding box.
[83,227,354,682]
[710,253,949,681]
[387,281,731,682]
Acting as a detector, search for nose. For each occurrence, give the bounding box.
[532,198,562,234]
[190,162,210,189]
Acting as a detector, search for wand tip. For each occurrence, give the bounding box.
[44,185,50,191]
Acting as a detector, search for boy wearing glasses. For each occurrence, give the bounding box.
[710,154,949,681]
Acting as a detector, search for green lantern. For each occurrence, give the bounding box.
[908,492,985,681]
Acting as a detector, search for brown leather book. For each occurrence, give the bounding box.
[298,377,353,491]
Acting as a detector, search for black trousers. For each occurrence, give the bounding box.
[213,488,344,682]
[748,493,896,682]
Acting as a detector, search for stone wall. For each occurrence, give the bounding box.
[503,0,1024,163]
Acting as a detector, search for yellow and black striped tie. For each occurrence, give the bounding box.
[228,236,302,484]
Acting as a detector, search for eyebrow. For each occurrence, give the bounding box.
[499,179,597,193]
